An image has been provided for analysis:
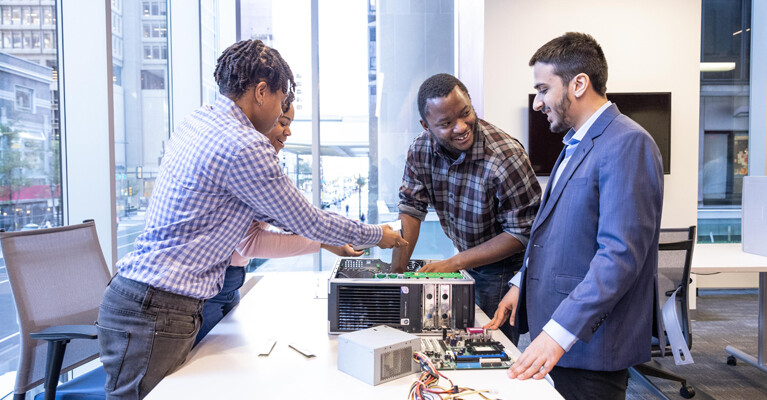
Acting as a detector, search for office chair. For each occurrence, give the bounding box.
[629,226,698,399]
[1,220,109,400]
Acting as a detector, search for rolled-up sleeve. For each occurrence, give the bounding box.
[398,145,430,221]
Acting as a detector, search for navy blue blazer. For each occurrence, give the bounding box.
[516,104,664,371]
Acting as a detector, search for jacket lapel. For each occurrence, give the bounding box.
[531,104,620,232]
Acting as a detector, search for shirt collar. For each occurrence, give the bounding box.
[213,96,256,131]
[563,100,612,146]
[466,121,486,162]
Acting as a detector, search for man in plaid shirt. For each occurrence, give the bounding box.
[392,73,541,344]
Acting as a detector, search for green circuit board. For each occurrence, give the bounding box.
[419,330,514,370]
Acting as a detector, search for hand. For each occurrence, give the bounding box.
[507,331,564,380]
[321,244,364,257]
[376,224,409,249]
[484,285,518,330]
[418,259,460,273]
[389,261,406,274]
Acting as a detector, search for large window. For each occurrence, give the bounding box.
[318,0,456,269]
[228,0,456,272]
[698,0,752,243]
[0,0,63,394]
[111,0,170,260]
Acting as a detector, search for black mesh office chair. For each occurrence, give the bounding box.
[1,220,109,400]
[629,226,698,399]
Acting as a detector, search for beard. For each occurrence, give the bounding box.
[548,89,572,134]
[431,120,476,157]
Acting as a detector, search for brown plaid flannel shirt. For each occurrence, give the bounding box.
[398,119,541,252]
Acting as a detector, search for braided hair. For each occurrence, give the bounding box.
[214,39,296,104]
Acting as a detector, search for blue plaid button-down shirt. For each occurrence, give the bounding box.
[117,96,382,299]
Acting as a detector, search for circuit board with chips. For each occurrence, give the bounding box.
[419,328,514,370]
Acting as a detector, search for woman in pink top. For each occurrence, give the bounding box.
[196,103,362,343]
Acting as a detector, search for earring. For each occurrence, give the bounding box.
[258,101,263,106]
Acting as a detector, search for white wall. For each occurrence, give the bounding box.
[483,0,701,230]
[456,0,484,117]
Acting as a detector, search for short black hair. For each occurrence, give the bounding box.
[214,39,296,104]
[417,73,471,123]
[529,32,608,96]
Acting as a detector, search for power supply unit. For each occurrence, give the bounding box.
[337,325,419,385]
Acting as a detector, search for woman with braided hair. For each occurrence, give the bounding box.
[97,39,407,399]
[194,101,366,345]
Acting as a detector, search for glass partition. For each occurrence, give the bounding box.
[698,0,751,243]
[234,0,456,272]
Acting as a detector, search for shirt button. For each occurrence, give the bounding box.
[448,193,454,199]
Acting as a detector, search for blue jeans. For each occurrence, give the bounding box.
[466,253,522,345]
[97,275,203,400]
[196,266,246,344]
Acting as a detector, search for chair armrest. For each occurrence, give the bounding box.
[30,324,98,341]
[28,325,98,400]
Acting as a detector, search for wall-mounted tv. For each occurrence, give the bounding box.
[527,92,671,175]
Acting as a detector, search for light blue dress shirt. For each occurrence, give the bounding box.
[510,101,612,352]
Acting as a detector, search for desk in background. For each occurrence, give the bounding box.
[691,243,767,373]
[146,271,563,399]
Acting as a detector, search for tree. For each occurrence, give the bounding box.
[47,134,62,226]
[297,157,312,190]
[0,122,31,230]
[356,175,367,221]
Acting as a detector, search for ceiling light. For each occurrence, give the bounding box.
[700,62,736,72]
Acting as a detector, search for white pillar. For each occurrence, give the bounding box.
[59,0,117,266]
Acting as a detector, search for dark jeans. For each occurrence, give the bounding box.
[466,252,522,345]
[97,275,203,400]
[549,366,629,400]
[196,265,246,344]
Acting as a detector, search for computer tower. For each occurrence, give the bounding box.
[328,258,475,334]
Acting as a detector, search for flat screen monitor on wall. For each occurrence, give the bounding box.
[527,92,671,175]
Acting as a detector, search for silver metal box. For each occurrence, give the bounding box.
[337,325,419,385]
[328,258,475,334]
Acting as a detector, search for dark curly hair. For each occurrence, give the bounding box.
[214,39,295,104]
[417,73,470,124]
[529,32,608,96]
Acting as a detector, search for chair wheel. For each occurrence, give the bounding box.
[680,385,695,398]
[727,355,737,366]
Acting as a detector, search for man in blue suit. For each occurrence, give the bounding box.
[485,32,663,399]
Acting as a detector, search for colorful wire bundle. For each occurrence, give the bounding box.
[408,352,499,400]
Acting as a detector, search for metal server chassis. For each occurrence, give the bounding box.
[328,258,475,334]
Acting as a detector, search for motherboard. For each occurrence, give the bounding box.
[419,328,514,370]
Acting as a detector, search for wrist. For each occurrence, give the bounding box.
[445,256,462,272]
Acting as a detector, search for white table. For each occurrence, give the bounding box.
[146,271,563,399]
[691,243,767,373]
